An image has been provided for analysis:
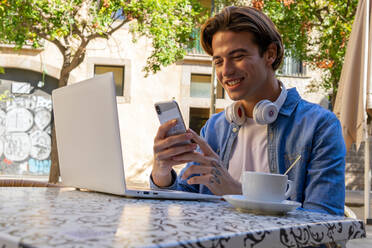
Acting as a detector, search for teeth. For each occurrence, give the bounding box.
[226,80,240,86]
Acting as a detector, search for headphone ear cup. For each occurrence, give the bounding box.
[225,102,246,125]
[253,81,287,125]
[253,100,267,125]
[253,100,278,125]
[234,104,246,126]
[262,103,278,124]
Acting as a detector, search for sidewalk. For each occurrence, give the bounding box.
[346,190,372,247]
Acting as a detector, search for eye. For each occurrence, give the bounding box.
[213,59,223,66]
[233,54,245,60]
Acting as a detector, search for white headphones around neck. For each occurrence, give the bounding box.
[225,81,287,126]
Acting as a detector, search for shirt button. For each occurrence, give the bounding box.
[232,128,238,133]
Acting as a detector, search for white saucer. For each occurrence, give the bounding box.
[223,195,301,215]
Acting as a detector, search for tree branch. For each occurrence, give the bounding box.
[33,5,52,22]
[107,18,130,36]
[65,18,130,73]
[345,0,351,16]
[72,22,84,40]
[337,14,348,23]
[334,0,351,23]
[347,6,357,20]
[64,36,70,48]
[84,18,129,41]
[37,32,67,55]
[314,6,328,24]
[76,51,86,69]
[64,39,87,73]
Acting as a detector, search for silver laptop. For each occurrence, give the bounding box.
[52,73,220,201]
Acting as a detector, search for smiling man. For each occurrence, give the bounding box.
[150,6,346,216]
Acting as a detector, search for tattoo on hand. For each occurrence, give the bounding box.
[212,167,222,176]
[211,160,222,169]
[208,161,223,185]
[211,168,221,184]
[209,175,221,185]
[214,175,221,184]
[209,176,215,184]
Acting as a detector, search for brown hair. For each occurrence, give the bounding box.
[200,6,284,70]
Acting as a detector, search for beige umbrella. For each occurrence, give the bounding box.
[334,0,371,222]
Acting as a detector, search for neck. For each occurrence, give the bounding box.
[240,77,281,118]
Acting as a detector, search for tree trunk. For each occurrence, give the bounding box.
[330,92,336,111]
[48,125,60,183]
[58,69,70,88]
[329,77,338,111]
[48,68,70,183]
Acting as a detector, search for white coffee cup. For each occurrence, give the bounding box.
[241,171,294,202]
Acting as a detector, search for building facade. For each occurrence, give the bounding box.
[0,20,329,185]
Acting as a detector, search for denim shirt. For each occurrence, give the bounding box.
[150,88,346,216]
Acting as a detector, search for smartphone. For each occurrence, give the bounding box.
[154,100,191,144]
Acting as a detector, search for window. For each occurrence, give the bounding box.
[278,56,307,76]
[94,65,125,96]
[189,108,209,135]
[189,107,223,135]
[190,74,224,99]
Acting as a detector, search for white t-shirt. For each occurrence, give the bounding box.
[228,118,269,182]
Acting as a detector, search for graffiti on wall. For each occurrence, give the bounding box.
[0,80,52,176]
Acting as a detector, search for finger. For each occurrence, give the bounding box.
[154,132,193,152]
[155,144,197,161]
[155,119,177,141]
[181,164,213,180]
[188,129,216,156]
[156,159,188,169]
[187,174,221,188]
[172,151,213,165]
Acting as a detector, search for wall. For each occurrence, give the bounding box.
[345,142,370,191]
[0,24,185,185]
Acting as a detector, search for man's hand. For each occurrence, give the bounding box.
[174,129,242,196]
[152,119,197,187]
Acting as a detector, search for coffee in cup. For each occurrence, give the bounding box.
[241,171,293,202]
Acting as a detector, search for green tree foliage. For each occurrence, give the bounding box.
[0,0,205,87]
[259,0,358,105]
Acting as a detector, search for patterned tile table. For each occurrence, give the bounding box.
[0,187,366,248]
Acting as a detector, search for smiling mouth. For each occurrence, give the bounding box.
[225,78,242,86]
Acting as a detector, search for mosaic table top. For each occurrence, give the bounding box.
[0,187,366,248]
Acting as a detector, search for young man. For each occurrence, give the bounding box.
[150,6,346,216]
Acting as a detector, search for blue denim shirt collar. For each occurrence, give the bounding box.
[279,88,301,117]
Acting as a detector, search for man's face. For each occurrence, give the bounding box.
[212,31,272,101]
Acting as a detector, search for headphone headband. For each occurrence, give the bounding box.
[274,81,287,111]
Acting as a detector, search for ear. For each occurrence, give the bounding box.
[264,43,277,67]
